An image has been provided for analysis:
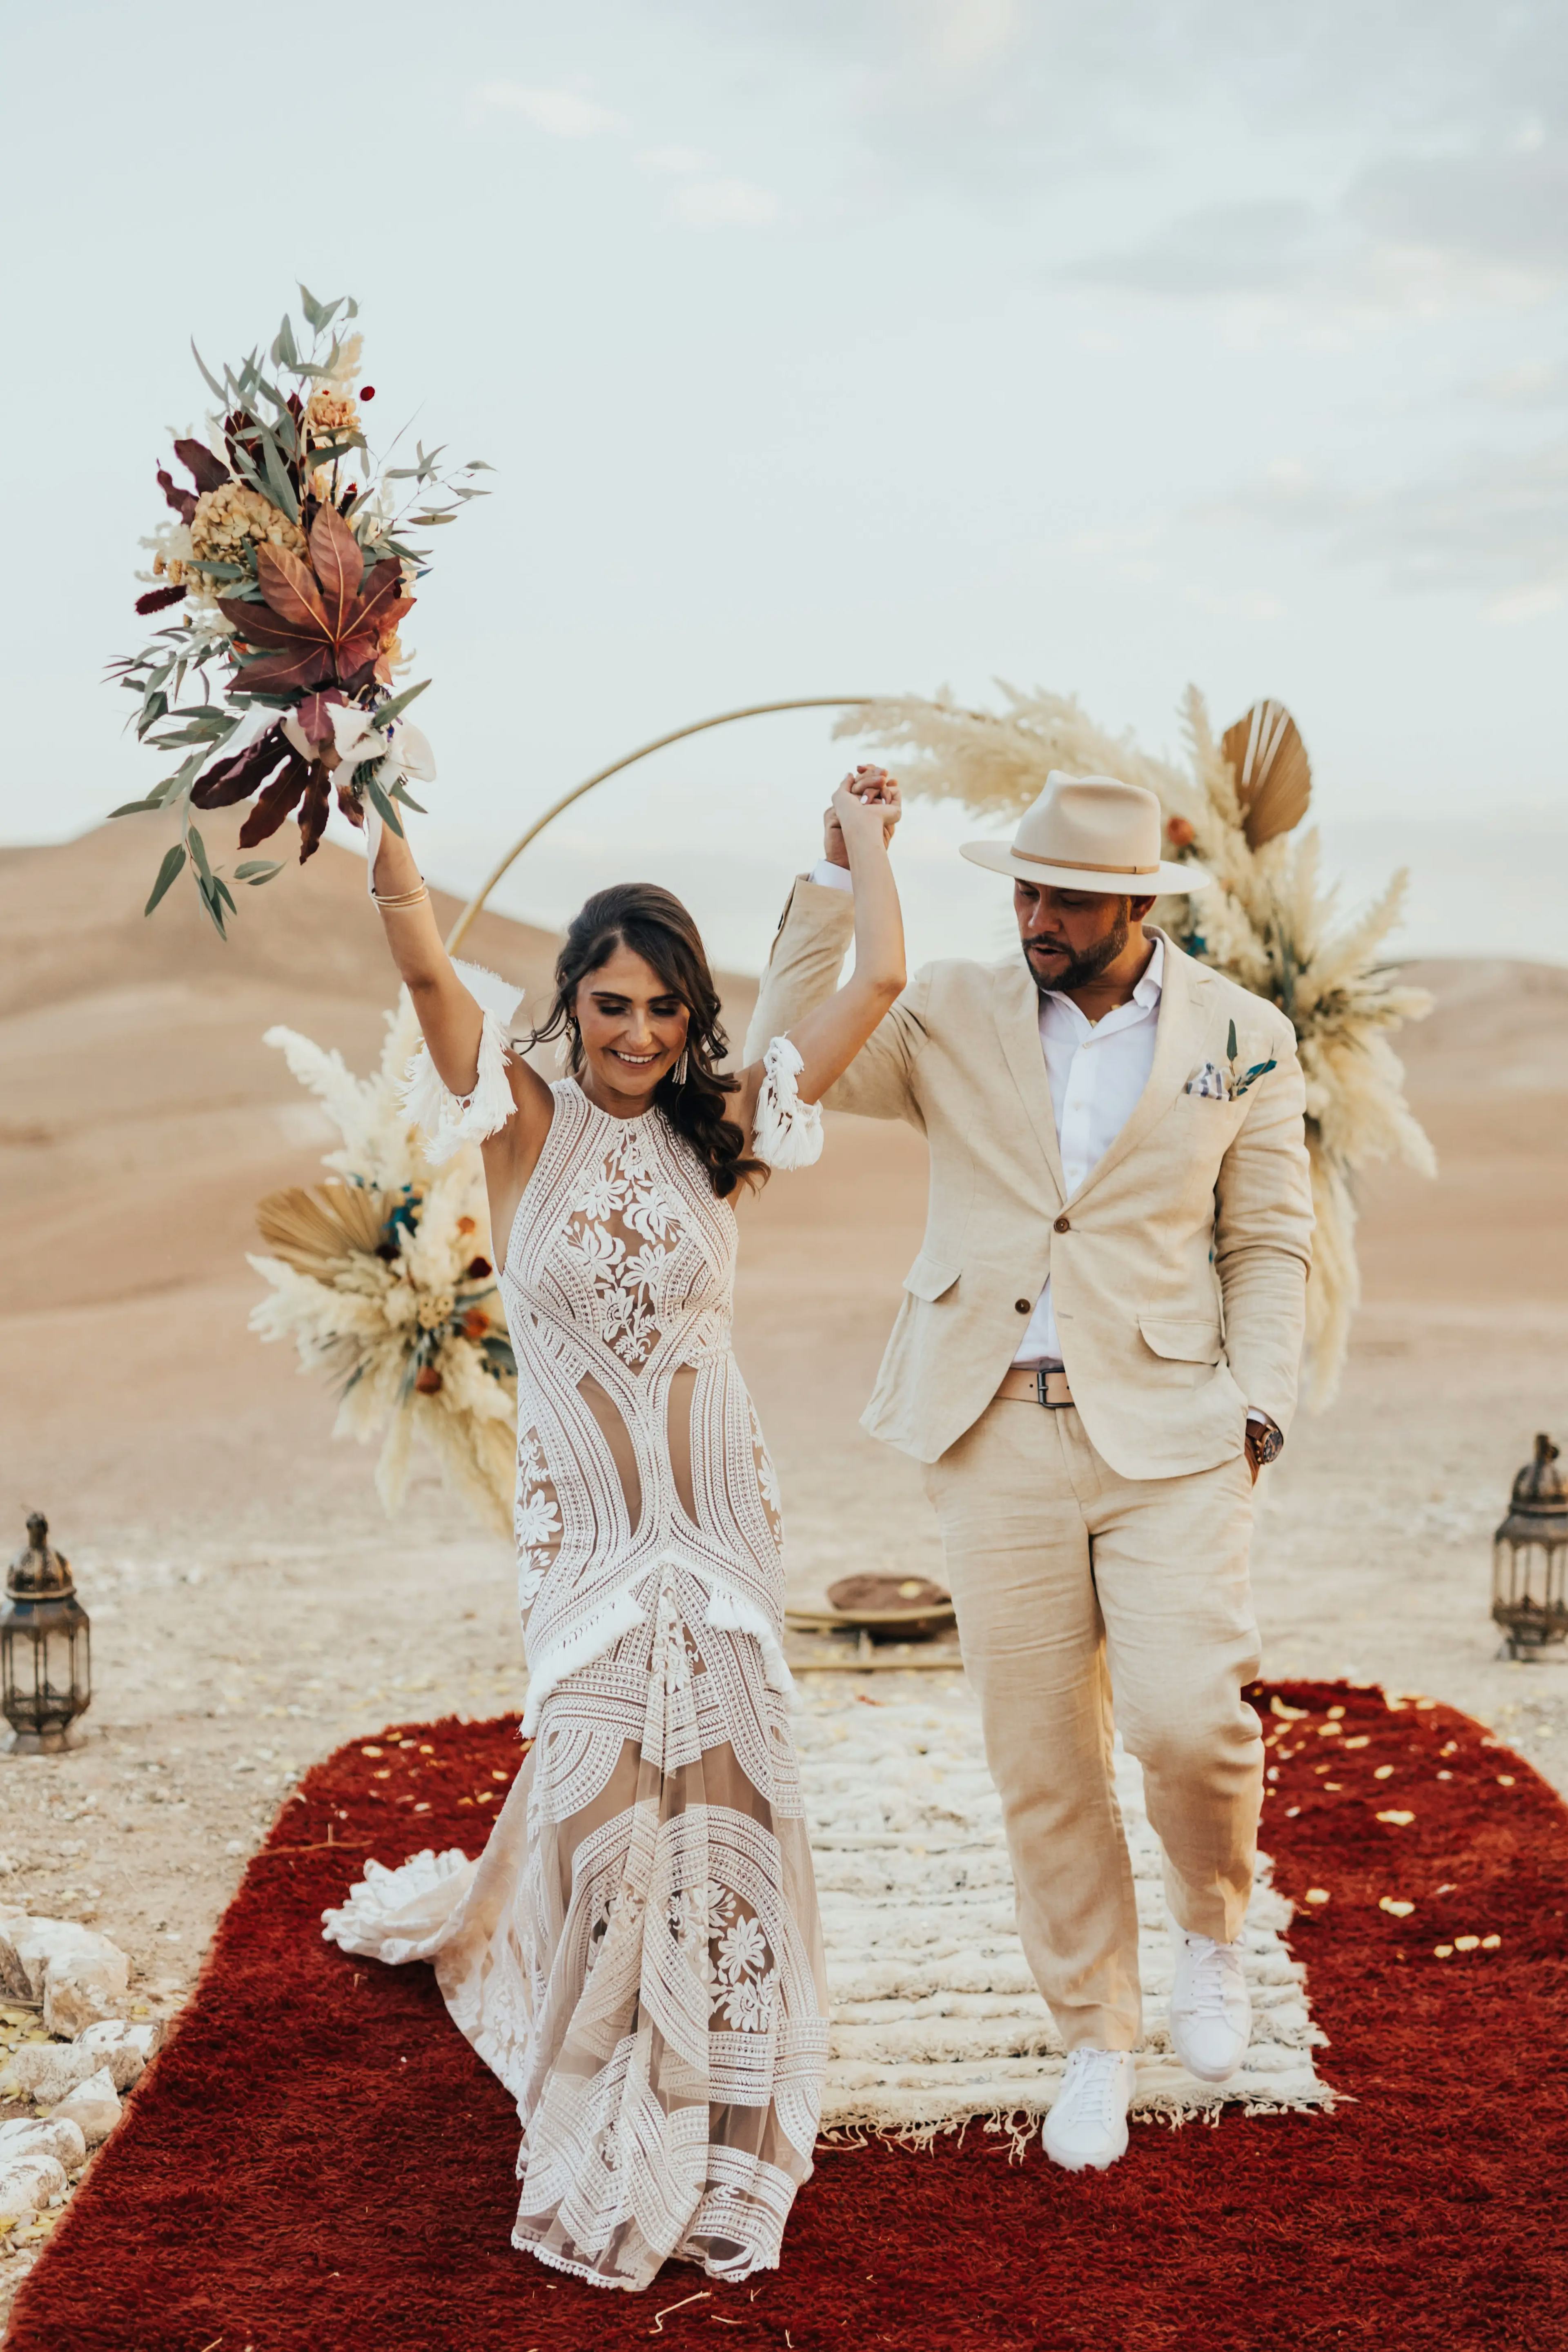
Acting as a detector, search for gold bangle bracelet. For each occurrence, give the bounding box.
[372,883,430,910]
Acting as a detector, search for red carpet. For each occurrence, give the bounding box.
[9,1680,1566,2352]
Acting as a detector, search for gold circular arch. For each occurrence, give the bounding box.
[443,696,878,953]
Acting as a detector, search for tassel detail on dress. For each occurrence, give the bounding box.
[750,1035,824,1172]
[399,960,526,1165]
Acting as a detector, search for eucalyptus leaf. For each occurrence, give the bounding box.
[374,677,430,728]
[259,435,300,521]
[196,876,228,940]
[144,842,187,915]
[363,773,406,838]
[298,283,328,332]
[190,340,227,402]
[236,860,285,884]
[388,779,428,813]
[230,443,266,495]
[109,793,164,819]
[186,822,214,883]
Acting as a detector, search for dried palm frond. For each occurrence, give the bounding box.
[839,682,1433,1405]
[255,1182,392,1276]
[1223,700,1312,850]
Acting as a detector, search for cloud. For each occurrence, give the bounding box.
[1069,147,1568,318]
[666,0,1568,292]
[637,145,713,174]
[475,83,624,138]
[1214,439,1568,612]
[470,85,774,226]
[1070,200,1339,298]
[1473,361,1568,409]
[670,177,781,227]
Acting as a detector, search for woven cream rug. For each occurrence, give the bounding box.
[794,1678,1331,2136]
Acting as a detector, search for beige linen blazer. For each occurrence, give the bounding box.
[746,879,1314,1480]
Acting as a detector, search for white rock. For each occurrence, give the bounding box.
[50,2067,121,2147]
[73,2016,162,2091]
[0,2116,87,2170]
[0,1914,130,2031]
[0,2153,66,2229]
[9,2040,101,2105]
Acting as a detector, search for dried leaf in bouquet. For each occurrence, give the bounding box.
[255,1183,394,1278]
[1223,700,1312,850]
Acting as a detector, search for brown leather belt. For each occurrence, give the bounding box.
[997,1366,1074,1409]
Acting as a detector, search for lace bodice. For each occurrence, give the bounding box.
[503,1081,791,1739]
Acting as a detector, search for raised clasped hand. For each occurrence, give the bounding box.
[824,764,901,866]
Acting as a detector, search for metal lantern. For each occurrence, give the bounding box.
[2,1513,92,1751]
[1492,1435,1568,1659]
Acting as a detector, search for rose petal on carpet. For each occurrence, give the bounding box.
[9,1679,1568,2352]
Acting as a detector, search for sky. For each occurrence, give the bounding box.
[3,0,1564,971]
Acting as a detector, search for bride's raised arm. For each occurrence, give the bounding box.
[734,772,906,1160]
[368,813,554,1179]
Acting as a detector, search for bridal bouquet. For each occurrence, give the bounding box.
[110,288,489,935]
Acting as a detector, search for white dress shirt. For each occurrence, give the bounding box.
[1013,938,1163,1366]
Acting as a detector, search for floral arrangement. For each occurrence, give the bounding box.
[110,287,488,935]
[249,990,516,1531]
[838,685,1435,1403]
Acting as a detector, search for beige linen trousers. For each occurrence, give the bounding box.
[748,884,1314,2049]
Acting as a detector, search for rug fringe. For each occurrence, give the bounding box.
[817,2082,1339,2157]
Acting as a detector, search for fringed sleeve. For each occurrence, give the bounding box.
[751,1033,824,1172]
[399,960,526,1166]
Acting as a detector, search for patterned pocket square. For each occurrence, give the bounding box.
[1184,1061,1230,1099]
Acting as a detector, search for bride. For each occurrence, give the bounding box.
[323,769,904,2292]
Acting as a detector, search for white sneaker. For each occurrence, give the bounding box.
[1169,1930,1252,2082]
[1041,2047,1136,2172]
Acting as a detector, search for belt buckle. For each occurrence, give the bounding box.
[1035,1368,1070,1410]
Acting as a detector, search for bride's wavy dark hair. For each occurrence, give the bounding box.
[527,883,767,1199]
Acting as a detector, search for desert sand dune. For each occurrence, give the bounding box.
[2,822,1566,2038]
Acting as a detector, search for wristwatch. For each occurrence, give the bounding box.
[1247,1413,1285,1468]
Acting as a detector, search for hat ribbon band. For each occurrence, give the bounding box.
[1011,846,1159,877]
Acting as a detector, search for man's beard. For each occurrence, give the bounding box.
[1026,900,1131,996]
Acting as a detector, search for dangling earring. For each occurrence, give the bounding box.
[673,1046,689,1087]
[556,1018,579,1073]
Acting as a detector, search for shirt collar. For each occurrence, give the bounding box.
[1133,934,1165,1007]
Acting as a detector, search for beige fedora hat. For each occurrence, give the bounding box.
[961,772,1206,894]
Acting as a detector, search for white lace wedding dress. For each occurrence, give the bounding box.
[323,1039,830,2292]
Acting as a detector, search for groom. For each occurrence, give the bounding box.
[747,768,1313,2172]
